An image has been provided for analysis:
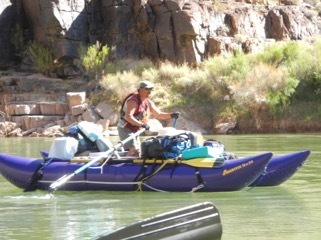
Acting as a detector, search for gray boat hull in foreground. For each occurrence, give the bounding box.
[93,202,222,240]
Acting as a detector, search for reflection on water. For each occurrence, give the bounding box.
[1,134,321,240]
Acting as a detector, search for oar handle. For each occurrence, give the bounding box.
[173,118,177,128]
[74,127,145,175]
[117,127,145,151]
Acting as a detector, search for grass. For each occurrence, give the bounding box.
[93,37,321,132]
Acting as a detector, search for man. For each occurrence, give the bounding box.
[117,80,179,156]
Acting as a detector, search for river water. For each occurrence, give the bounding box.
[0,134,321,240]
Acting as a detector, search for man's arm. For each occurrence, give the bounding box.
[149,101,172,119]
[123,99,144,127]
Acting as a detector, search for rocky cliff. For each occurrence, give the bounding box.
[0,0,320,72]
[1,0,321,137]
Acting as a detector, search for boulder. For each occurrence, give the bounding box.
[67,92,86,107]
[82,107,101,122]
[39,102,69,115]
[94,101,118,125]
[70,103,88,116]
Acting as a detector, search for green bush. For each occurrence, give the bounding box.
[288,38,321,99]
[256,41,299,67]
[217,49,300,119]
[24,42,54,75]
[78,41,110,81]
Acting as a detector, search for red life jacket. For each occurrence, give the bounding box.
[119,92,151,132]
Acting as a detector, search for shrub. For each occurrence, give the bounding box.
[202,54,248,96]
[24,42,54,75]
[229,63,299,117]
[141,61,188,109]
[289,38,321,98]
[98,71,140,107]
[256,41,299,67]
[78,41,110,81]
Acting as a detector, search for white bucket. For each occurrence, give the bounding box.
[48,137,79,160]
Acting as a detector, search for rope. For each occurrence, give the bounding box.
[139,183,169,193]
[192,167,205,192]
[136,161,169,191]
[133,159,148,183]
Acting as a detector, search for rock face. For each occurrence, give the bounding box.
[0,73,84,136]
[1,0,321,136]
[0,0,320,70]
[0,0,18,67]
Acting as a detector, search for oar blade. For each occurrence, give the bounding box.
[92,202,222,240]
[48,173,75,193]
[183,157,225,168]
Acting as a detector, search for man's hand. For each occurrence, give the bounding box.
[141,123,150,130]
[170,112,180,119]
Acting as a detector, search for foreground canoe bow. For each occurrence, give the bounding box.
[92,202,222,240]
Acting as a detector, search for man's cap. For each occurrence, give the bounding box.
[138,80,154,89]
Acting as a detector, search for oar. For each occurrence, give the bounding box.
[48,127,146,193]
[92,202,222,240]
[68,156,225,168]
[132,158,225,168]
